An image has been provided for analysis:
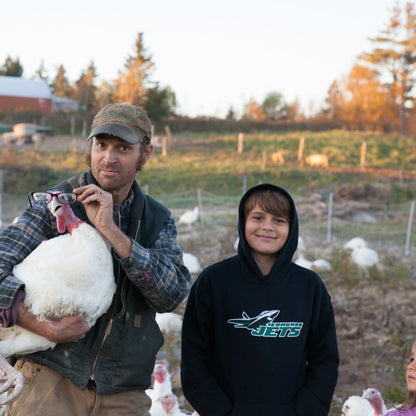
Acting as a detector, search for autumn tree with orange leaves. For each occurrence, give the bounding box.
[113,32,154,107]
[326,1,416,132]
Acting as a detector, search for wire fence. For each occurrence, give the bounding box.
[1,186,416,258]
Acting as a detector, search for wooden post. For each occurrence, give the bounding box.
[81,120,87,138]
[405,200,415,256]
[162,137,167,157]
[164,126,172,147]
[70,116,75,137]
[360,142,367,169]
[237,133,244,154]
[298,137,305,162]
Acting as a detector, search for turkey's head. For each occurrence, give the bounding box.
[160,393,176,414]
[153,363,168,384]
[47,192,83,234]
[362,387,384,416]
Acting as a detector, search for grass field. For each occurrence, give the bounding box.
[1,129,416,201]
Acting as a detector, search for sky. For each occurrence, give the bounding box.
[1,0,398,118]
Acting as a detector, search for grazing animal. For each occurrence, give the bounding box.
[305,154,329,168]
[344,237,367,251]
[182,253,201,275]
[0,192,116,403]
[351,246,380,269]
[311,258,331,272]
[270,151,285,164]
[344,237,379,271]
[342,387,387,416]
[178,207,199,228]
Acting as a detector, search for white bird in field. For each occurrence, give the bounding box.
[344,237,367,251]
[0,191,116,404]
[294,253,312,270]
[311,258,331,273]
[182,253,201,275]
[350,246,380,269]
[342,387,387,416]
[178,206,199,228]
[297,236,307,252]
[156,312,183,334]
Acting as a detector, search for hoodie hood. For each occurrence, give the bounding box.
[237,183,299,281]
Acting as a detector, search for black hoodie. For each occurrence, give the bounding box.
[181,184,339,416]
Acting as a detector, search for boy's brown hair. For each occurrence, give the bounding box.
[244,187,292,223]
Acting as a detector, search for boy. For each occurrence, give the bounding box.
[181,183,339,416]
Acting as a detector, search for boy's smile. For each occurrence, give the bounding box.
[245,204,290,268]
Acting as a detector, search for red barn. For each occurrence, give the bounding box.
[0,75,52,113]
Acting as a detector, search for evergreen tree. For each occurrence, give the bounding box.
[145,83,176,124]
[113,32,154,106]
[262,91,287,120]
[74,61,97,111]
[0,55,23,77]
[360,1,416,132]
[51,65,73,97]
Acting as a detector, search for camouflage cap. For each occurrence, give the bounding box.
[88,102,152,144]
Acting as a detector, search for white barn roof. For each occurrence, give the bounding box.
[0,75,51,99]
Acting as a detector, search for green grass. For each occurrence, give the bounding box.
[1,129,416,200]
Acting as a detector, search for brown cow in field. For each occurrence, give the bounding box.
[305,154,329,168]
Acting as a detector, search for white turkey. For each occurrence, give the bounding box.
[182,253,201,275]
[178,207,199,228]
[146,362,173,416]
[311,258,332,273]
[156,312,183,334]
[159,393,189,416]
[350,246,380,269]
[294,253,312,270]
[0,191,116,402]
[342,387,387,416]
[344,237,368,251]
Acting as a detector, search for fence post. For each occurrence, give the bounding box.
[197,188,203,225]
[237,133,244,154]
[82,120,87,138]
[164,126,172,147]
[405,200,415,256]
[298,137,305,162]
[327,192,333,243]
[70,116,75,137]
[162,137,167,157]
[242,174,247,194]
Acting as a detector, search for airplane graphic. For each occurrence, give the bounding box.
[227,310,280,330]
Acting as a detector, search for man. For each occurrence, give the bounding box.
[0,103,192,416]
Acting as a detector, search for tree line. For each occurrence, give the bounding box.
[0,33,176,125]
[2,2,416,133]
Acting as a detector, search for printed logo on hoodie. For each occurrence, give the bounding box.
[227,309,303,338]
